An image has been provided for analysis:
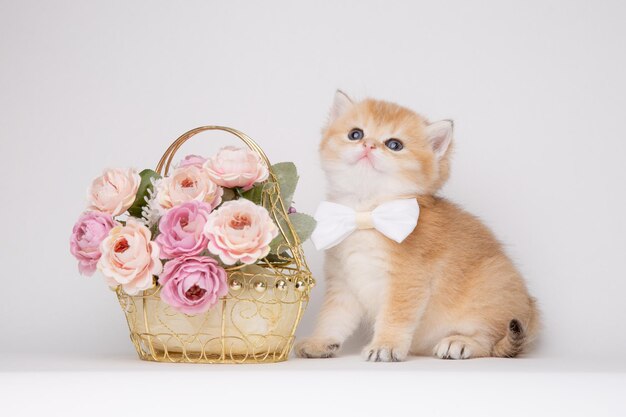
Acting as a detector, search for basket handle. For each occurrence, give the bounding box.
[155,126,272,176]
[156,126,308,268]
[155,126,302,250]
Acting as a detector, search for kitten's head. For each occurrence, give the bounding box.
[320,90,454,202]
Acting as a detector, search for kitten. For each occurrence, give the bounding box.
[296,91,539,361]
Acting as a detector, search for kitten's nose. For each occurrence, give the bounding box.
[362,141,377,150]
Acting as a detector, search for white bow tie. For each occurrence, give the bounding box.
[310,199,420,250]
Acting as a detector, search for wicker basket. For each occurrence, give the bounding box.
[116,126,314,363]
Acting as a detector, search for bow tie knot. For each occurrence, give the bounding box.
[310,199,420,250]
[355,211,374,229]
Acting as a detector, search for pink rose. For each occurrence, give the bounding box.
[97,219,162,295]
[158,256,228,315]
[156,165,223,210]
[70,211,117,276]
[87,168,141,215]
[204,146,269,191]
[204,199,278,265]
[177,154,207,168]
[155,201,211,259]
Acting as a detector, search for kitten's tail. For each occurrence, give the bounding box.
[492,297,539,358]
[492,319,525,357]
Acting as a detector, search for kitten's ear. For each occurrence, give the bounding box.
[328,89,354,124]
[425,119,454,158]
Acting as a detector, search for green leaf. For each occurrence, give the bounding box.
[221,188,237,203]
[240,162,298,208]
[271,162,298,209]
[269,212,316,253]
[263,252,291,264]
[127,169,161,218]
[240,184,264,205]
[288,212,316,242]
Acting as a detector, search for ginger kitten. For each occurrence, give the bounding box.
[296,91,539,361]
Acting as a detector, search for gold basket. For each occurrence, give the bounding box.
[116,126,314,364]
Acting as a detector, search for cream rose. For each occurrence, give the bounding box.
[156,165,223,210]
[204,146,269,191]
[204,199,278,265]
[97,219,162,295]
[87,168,141,215]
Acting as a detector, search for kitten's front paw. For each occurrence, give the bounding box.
[362,343,409,362]
[295,338,341,359]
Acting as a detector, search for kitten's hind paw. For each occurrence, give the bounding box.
[362,343,409,362]
[295,338,341,359]
[433,336,476,359]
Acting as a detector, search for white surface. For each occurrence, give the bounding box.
[2,351,625,373]
[1,1,626,407]
[1,353,625,416]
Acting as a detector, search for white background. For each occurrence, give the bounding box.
[1,0,625,414]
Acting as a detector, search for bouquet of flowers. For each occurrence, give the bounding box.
[70,142,315,317]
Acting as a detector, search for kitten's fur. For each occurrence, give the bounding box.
[296,91,539,361]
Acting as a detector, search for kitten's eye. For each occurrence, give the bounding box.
[384,139,404,151]
[348,128,364,141]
